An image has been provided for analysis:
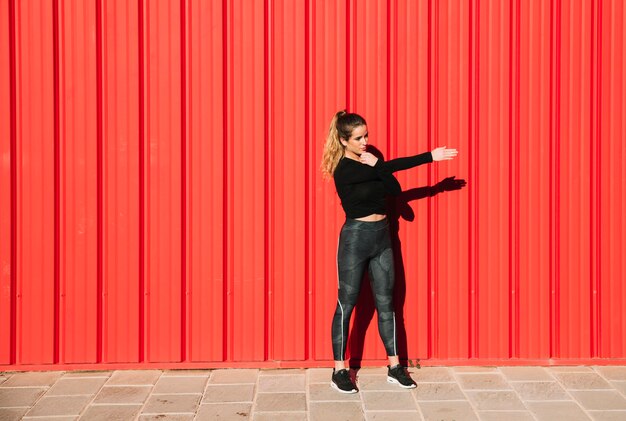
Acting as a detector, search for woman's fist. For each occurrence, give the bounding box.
[359,152,379,167]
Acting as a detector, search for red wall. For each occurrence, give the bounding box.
[1,0,625,370]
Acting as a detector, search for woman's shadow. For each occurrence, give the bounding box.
[347,145,466,370]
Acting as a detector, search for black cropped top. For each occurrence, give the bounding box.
[333,151,433,219]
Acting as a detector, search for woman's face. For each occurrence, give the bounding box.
[341,124,368,158]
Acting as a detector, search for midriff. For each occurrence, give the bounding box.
[354,213,387,222]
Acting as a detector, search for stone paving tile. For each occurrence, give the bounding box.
[510,381,569,400]
[92,385,152,404]
[361,391,417,411]
[152,375,208,394]
[552,372,613,390]
[365,411,423,421]
[587,411,626,421]
[355,375,398,391]
[78,404,142,420]
[1,371,63,387]
[308,383,361,401]
[570,390,626,410]
[611,381,626,395]
[452,366,498,373]
[142,394,201,414]
[0,387,46,407]
[356,367,388,375]
[46,377,108,396]
[548,366,594,373]
[411,367,454,383]
[525,401,591,421]
[161,369,211,377]
[309,401,364,421]
[0,376,8,386]
[259,369,306,376]
[307,368,332,383]
[593,366,626,381]
[254,392,306,412]
[107,370,162,386]
[258,375,305,392]
[418,401,478,421]
[465,390,525,410]
[23,417,76,421]
[209,369,258,384]
[202,384,255,403]
[138,415,194,421]
[254,412,307,421]
[24,395,93,417]
[63,370,112,378]
[0,407,29,421]
[412,382,465,400]
[476,411,535,421]
[196,402,252,420]
[456,373,512,390]
[499,366,553,381]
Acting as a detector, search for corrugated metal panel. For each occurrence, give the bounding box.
[1,0,625,370]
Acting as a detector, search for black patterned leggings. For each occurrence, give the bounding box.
[331,217,397,361]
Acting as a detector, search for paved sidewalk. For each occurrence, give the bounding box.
[1,365,626,420]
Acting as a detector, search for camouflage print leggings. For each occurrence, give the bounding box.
[331,217,397,361]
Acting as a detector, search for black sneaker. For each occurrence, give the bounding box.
[387,364,417,389]
[331,368,358,393]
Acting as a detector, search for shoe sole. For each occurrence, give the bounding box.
[330,381,358,394]
[387,375,417,389]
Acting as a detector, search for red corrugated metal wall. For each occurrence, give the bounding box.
[1,0,625,370]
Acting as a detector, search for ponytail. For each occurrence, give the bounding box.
[320,110,347,179]
[320,110,366,179]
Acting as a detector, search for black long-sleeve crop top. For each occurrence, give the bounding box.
[333,151,433,218]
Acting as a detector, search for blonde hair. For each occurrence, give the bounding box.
[320,110,367,179]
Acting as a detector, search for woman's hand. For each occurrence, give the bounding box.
[431,146,459,161]
[359,152,379,167]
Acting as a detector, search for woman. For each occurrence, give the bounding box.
[320,110,458,393]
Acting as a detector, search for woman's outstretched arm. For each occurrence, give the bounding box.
[362,146,459,172]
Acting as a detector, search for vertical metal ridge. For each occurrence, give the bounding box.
[263,0,271,362]
[549,0,561,358]
[432,4,439,360]
[508,0,514,359]
[595,0,602,358]
[138,0,145,363]
[591,0,602,358]
[467,0,472,362]
[180,0,187,363]
[590,0,595,359]
[515,0,521,359]
[53,0,60,365]
[508,0,513,359]
[555,0,561,359]
[468,0,479,360]
[346,0,351,110]
[303,0,310,362]
[96,0,103,364]
[427,0,434,358]
[549,0,554,358]
[508,0,521,360]
[9,0,17,366]
[222,0,230,362]
[386,0,390,156]
[221,0,227,362]
[388,0,397,157]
